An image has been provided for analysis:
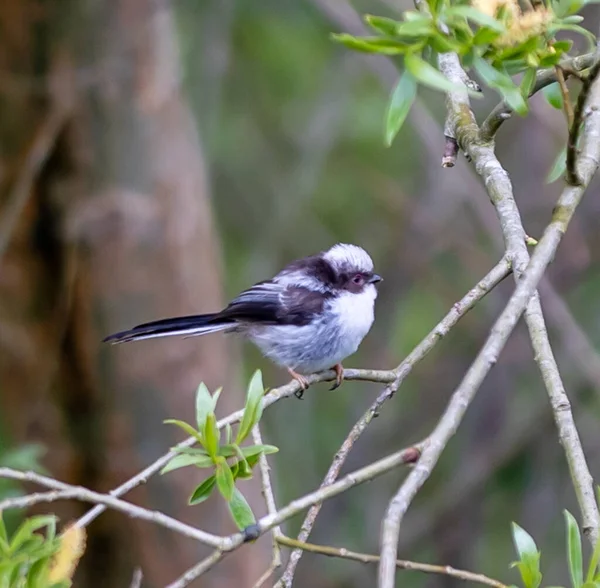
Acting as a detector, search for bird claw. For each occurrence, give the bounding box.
[288,369,310,399]
[329,364,344,391]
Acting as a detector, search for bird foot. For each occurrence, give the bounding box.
[329,363,344,391]
[288,368,310,399]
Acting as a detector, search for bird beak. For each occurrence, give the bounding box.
[369,274,383,284]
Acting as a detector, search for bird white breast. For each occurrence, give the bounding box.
[246,284,377,374]
[328,284,377,360]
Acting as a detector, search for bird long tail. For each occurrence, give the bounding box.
[102,314,233,344]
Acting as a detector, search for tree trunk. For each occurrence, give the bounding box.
[0,1,268,586]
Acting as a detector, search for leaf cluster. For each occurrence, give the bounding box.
[331,0,597,145]
[162,370,278,531]
[510,509,600,588]
[0,514,67,588]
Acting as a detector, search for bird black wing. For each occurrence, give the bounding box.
[216,281,329,326]
[103,281,328,344]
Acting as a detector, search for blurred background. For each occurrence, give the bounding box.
[1,0,600,586]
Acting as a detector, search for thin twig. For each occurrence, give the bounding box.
[276,257,511,587]
[166,549,226,588]
[555,65,575,128]
[252,425,282,588]
[0,468,226,549]
[277,536,509,588]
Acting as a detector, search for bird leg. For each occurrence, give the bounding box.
[329,363,344,391]
[288,368,310,399]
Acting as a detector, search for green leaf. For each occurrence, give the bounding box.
[203,413,220,459]
[385,70,417,146]
[241,444,279,458]
[195,382,213,432]
[564,0,585,15]
[9,516,57,554]
[565,510,584,588]
[227,488,256,531]
[445,5,506,31]
[237,454,260,479]
[217,444,239,458]
[520,69,536,98]
[172,447,209,456]
[511,522,542,588]
[395,17,434,37]
[546,146,566,183]
[330,33,409,55]
[543,82,564,109]
[160,453,214,474]
[473,26,503,45]
[236,370,265,444]
[427,0,445,16]
[225,423,233,446]
[432,32,467,53]
[586,525,600,582]
[404,53,472,95]
[215,459,234,501]
[0,513,7,545]
[164,419,204,445]
[248,370,265,425]
[364,14,400,36]
[548,24,596,49]
[189,476,217,505]
[473,57,528,115]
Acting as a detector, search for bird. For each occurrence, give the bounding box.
[103,243,382,395]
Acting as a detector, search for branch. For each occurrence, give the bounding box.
[75,367,395,528]
[277,536,509,588]
[0,468,226,549]
[555,65,575,128]
[276,256,511,587]
[481,51,596,139]
[251,425,283,588]
[566,57,600,186]
[442,46,600,541]
[379,40,600,588]
[166,549,226,588]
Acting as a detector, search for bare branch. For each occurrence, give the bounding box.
[0,468,226,549]
[566,57,600,186]
[277,536,509,588]
[252,425,282,588]
[166,549,226,588]
[555,65,575,128]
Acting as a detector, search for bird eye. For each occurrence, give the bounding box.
[352,274,364,285]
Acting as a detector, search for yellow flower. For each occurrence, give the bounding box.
[495,7,554,47]
[471,0,554,48]
[47,524,87,585]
